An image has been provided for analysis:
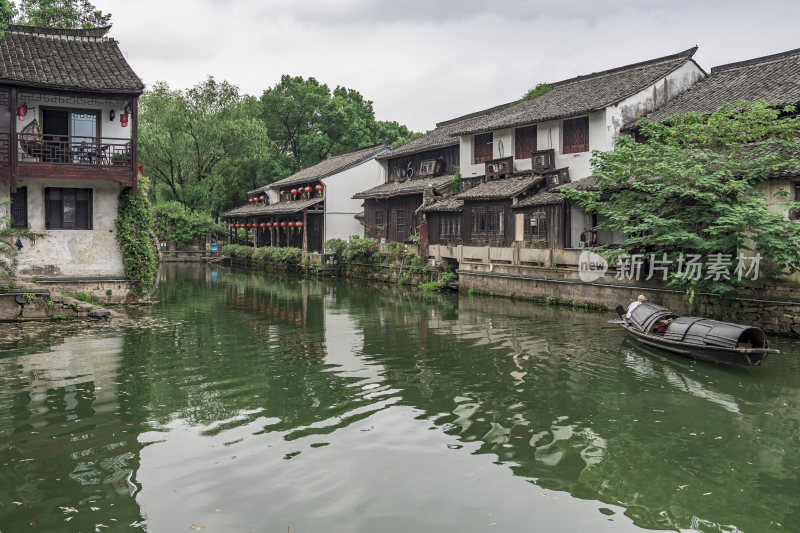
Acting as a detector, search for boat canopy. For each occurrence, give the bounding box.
[663,317,768,349]
[629,303,769,349]
[630,303,678,332]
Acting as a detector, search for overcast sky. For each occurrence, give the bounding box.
[103,0,799,132]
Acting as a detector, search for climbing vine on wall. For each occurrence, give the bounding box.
[116,184,157,297]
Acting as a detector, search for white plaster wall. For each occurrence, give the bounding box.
[570,205,589,248]
[605,61,705,140]
[461,111,604,183]
[323,157,385,242]
[1,179,125,278]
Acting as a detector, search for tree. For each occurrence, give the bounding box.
[563,100,800,300]
[16,0,111,28]
[0,0,15,32]
[260,75,417,173]
[138,78,273,215]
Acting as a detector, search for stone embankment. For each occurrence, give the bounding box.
[0,287,116,321]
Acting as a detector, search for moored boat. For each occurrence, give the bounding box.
[614,303,779,366]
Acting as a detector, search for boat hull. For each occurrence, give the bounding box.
[622,326,776,366]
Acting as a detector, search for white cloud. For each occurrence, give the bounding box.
[103,0,800,131]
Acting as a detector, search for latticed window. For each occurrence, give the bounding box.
[375,209,384,230]
[45,188,92,230]
[10,187,27,228]
[524,212,548,241]
[563,116,589,154]
[471,207,504,236]
[515,126,537,160]
[474,133,493,164]
[396,209,407,238]
[439,215,461,237]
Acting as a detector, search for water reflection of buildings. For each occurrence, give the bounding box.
[0,335,144,530]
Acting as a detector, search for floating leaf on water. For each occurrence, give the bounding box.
[191,526,205,531]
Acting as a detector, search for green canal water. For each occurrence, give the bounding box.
[2,264,800,533]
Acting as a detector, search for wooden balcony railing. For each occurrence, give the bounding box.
[18,134,132,167]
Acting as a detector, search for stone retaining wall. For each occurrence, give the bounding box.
[458,269,800,335]
[0,289,111,321]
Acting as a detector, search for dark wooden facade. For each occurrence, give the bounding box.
[514,203,569,249]
[363,195,422,242]
[385,145,459,183]
[426,211,463,247]
[0,85,139,192]
[462,199,515,248]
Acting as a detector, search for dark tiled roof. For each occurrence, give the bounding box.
[514,190,565,209]
[221,198,323,218]
[353,173,453,199]
[420,197,464,213]
[249,144,388,195]
[453,47,699,136]
[354,211,365,221]
[0,25,144,93]
[563,177,599,191]
[377,104,510,160]
[647,48,800,123]
[455,175,543,201]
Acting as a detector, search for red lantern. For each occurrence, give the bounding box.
[249,198,254,204]
[120,113,129,127]
[280,221,288,229]
[291,189,299,197]
[296,221,304,229]
[304,186,313,197]
[259,222,266,229]
[288,221,296,228]
[245,223,251,229]
[17,105,26,121]
[315,184,323,191]
[259,196,265,203]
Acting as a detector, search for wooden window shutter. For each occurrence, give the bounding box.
[514,126,537,160]
[563,117,589,154]
[474,133,493,164]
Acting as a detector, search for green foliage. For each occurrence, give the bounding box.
[418,281,445,293]
[450,169,462,195]
[390,131,426,149]
[441,271,457,284]
[545,293,562,306]
[222,244,303,265]
[116,187,158,298]
[139,78,271,216]
[564,100,800,298]
[407,234,420,244]
[52,313,69,320]
[0,0,15,32]
[62,291,100,305]
[323,236,380,263]
[16,0,110,28]
[260,75,417,172]
[153,201,214,248]
[511,82,555,107]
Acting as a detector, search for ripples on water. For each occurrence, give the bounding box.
[1,263,800,532]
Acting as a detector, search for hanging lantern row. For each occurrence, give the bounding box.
[248,196,266,204]
[288,185,324,200]
[230,220,305,232]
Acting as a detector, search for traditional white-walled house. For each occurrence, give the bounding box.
[422,47,706,266]
[0,25,143,279]
[222,144,387,252]
[643,48,800,218]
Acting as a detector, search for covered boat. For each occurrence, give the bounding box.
[618,303,778,366]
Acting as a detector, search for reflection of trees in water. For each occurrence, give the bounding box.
[339,291,800,532]
[0,335,144,531]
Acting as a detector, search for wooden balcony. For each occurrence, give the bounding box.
[10,134,135,186]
